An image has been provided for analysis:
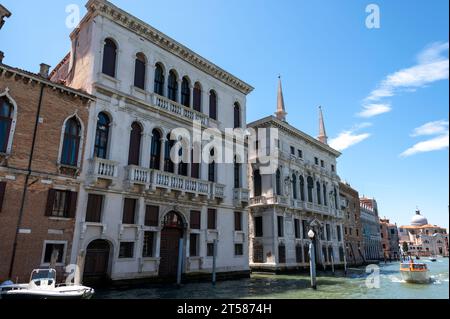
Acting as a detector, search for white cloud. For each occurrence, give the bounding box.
[358,103,392,118]
[329,130,371,151]
[400,119,449,157]
[400,133,449,157]
[359,41,449,118]
[411,120,449,137]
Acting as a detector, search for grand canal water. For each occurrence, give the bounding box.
[95,258,449,299]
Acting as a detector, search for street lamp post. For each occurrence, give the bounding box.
[308,229,317,290]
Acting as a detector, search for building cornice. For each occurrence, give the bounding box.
[81,0,254,95]
[248,115,341,157]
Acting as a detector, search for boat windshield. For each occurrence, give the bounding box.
[30,269,56,281]
[412,264,427,270]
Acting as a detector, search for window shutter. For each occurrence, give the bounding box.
[190,211,201,229]
[207,209,216,230]
[0,181,6,213]
[145,205,159,227]
[45,189,56,216]
[67,191,78,218]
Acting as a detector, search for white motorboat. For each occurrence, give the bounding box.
[0,269,94,300]
[400,260,430,284]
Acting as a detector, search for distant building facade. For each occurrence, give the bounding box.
[360,197,382,261]
[339,182,364,265]
[399,210,449,257]
[0,60,93,282]
[247,79,344,272]
[379,218,400,260]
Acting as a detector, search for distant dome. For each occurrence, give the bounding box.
[411,210,428,226]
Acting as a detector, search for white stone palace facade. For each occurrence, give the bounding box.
[360,197,383,261]
[247,79,345,271]
[50,0,253,283]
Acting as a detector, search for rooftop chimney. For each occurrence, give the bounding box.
[0,51,4,64]
[39,63,51,78]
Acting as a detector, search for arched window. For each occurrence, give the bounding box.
[208,148,216,182]
[164,134,175,173]
[134,53,146,90]
[154,63,165,96]
[178,146,188,176]
[0,97,13,153]
[94,112,110,159]
[307,176,314,203]
[150,129,161,170]
[234,157,241,188]
[193,82,202,112]
[253,169,262,197]
[276,169,281,196]
[299,176,305,201]
[292,174,297,199]
[167,70,178,102]
[181,77,190,107]
[316,181,322,205]
[61,117,81,166]
[234,102,241,129]
[128,122,142,166]
[323,183,327,206]
[209,90,217,120]
[102,38,117,78]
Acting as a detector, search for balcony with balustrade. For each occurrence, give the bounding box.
[87,157,119,186]
[124,167,225,200]
[234,188,250,207]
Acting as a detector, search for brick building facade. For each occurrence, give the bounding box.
[0,59,93,282]
[339,182,365,266]
[379,218,400,261]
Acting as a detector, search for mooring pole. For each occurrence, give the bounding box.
[309,240,317,290]
[343,250,348,276]
[331,254,335,275]
[177,238,184,287]
[212,239,217,286]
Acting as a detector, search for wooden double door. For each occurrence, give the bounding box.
[83,240,110,285]
[159,227,183,278]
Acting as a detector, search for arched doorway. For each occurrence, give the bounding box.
[159,211,186,279]
[83,239,111,286]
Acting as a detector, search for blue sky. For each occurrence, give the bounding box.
[0,0,448,228]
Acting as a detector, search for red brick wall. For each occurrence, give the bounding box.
[0,70,91,282]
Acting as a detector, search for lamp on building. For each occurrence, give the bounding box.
[308,229,317,290]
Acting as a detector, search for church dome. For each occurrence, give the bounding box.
[411,209,428,226]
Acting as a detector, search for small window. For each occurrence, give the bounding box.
[254,216,263,237]
[325,224,331,241]
[167,70,178,102]
[296,245,303,263]
[207,209,216,230]
[331,164,335,172]
[320,160,324,168]
[145,205,159,227]
[234,211,242,231]
[61,117,81,167]
[337,225,342,242]
[142,232,154,257]
[207,242,215,257]
[154,63,165,96]
[233,102,241,129]
[294,219,300,239]
[277,216,284,237]
[314,157,319,165]
[209,90,217,120]
[189,233,199,257]
[234,243,243,256]
[0,97,14,153]
[190,210,201,229]
[302,220,308,239]
[119,242,134,258]
[208,148,216,183]
[290,146,295,155]
[298,149,303,158]
[94,112,110,159]
[85,194,103,223]
[181,77,190,107]
[193,82,202,112]
[45,189,77,218]
[122,198,137,224]
[43,243,65,264]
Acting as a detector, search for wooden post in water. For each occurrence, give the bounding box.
[212,239,217,286]
[177,238,184,287]
[331,254,335,275]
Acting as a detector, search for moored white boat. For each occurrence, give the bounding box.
[0,269,94,300]
[400,260,430,284]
